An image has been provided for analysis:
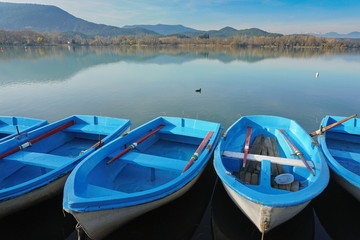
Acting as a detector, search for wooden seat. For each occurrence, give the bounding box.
[223,151,315,168]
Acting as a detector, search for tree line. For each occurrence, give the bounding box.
[1,30,359,49]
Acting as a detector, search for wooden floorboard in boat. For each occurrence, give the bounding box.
[236,134,298,191]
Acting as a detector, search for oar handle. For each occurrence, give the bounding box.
[182,131,214,173]
[310,114,357,137]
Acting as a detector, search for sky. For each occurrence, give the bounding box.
[2,0,360,34]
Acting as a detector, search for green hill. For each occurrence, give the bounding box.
[182,27,282,38]
[0,2,283,39]
[123,24,200,35]
[0,2,158,37]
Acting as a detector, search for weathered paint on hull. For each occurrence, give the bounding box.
[222,183,310,233]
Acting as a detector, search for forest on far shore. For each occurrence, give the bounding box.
[1,29,360,49]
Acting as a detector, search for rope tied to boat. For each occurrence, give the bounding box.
[75,223,86,240]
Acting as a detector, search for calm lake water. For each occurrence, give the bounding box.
[1,46,360,132]
[0,46,359,240]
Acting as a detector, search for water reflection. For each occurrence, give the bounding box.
[0,46,359,239]
[1,161,356,240]
[312,178,360,240]
[1,46,359,86]
[1,46,360,132]
[0,194,76,240]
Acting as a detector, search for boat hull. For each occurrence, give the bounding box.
[214,115,329,232]
[318,115,360,201]
[0,174,68,218]
[63,116,222,239]
[0,116,47,143]
[222,183,309,232]
[331,168,360,201]
[69,173,201,240]
[0,115,130,217]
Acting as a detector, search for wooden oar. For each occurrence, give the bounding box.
[84,130,130,154]
[106,125,165,164]
[309,114,357,137]
[278,129,315,176]
[242,127,252,168]
[0,120,75,159]
[182,131,214,173]
[79,139,104,155]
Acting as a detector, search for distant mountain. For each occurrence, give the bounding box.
[207,27,238,37]
[180,27,283,38]
[6,2,357,40]
[125,25,282,38]
[123,24,199,35]
[0,2,158,37]
[314,31,360,39]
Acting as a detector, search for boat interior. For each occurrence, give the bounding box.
[0,119,42,140]
[85,125,210,196]
[325,131,360,175]
[222,121,317,194]
[0,122,108,189]
[322,116,360,175]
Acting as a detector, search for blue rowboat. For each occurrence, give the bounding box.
[214,115,329,233]
[63,116,222,239]
[0,115,130,218]
[0,116,47,143]
[318,115,360,201]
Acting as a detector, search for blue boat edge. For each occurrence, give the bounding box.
[0,116,48,143]
[318,115,360,189]
[0,115,131,201]
[62,116,223,212]
[214,115,330,207]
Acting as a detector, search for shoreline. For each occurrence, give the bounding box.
[1,30,360,49]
